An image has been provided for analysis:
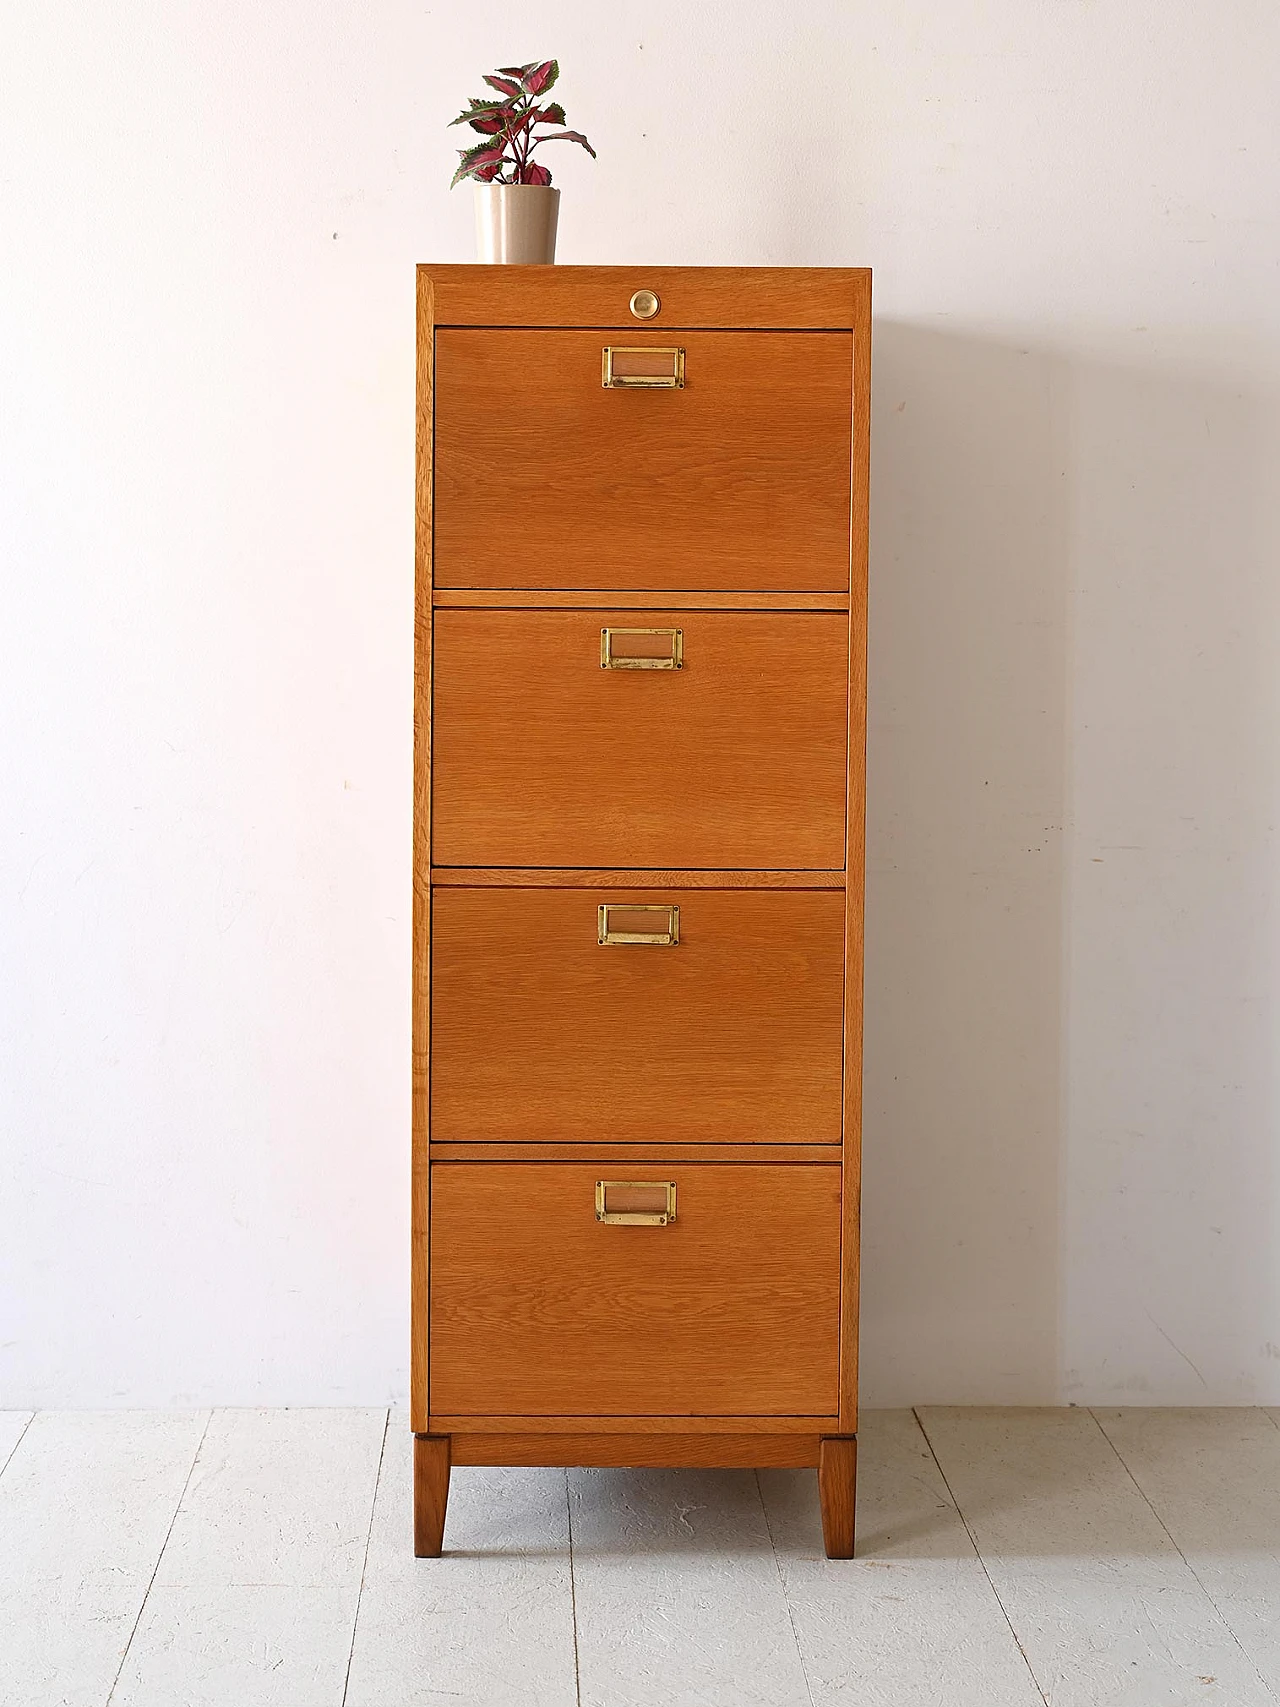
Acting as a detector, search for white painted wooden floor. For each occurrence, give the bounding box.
[2,1408,1278,1706]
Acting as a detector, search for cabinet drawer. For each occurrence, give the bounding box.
[429,1163,841,1416]
[431,610,848,870]
[432,329,852,591]
[431,886,845,1145]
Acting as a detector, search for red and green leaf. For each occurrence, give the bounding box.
[451,137,509,189]
[482,73,523,98]
[449,99,509,128]
[530,127,596,158]
[522,59,559,95]
[522,161,552,186]
[537,101,566,126]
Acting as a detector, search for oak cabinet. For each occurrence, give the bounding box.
[413,265,870,1561]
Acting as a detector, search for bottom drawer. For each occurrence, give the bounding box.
[429,1163,841,1417]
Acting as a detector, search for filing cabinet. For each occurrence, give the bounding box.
[412,265,870,1559]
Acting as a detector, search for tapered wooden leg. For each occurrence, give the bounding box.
[818,1435,857,1558]
[414,1434,450,1557]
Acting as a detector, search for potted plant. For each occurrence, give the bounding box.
[450,59,596,264]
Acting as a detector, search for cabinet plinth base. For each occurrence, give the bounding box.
[412,1430,857,1558]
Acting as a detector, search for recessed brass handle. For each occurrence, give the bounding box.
[596,1180,677,1225]
[602,346,685,388]
[598,903,680,946]
[629,289,660,319]
[601,627,682,670]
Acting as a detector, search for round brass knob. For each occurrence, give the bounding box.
[629,289,660,320]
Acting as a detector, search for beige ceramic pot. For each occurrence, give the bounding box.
[473,184,560,263]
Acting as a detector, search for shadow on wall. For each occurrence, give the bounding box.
[859,323,1069,1407]
[859,323,1276,1406]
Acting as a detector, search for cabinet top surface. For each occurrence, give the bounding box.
[418,264,871,330]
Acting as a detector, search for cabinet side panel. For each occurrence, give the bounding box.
[411,269,435,1430]
[839,271,871,1432]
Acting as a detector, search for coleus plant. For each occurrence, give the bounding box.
[450,59,596,188]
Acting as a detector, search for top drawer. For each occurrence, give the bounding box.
[432,329,853,592]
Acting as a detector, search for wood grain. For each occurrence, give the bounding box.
[431,887,845,1145]
[450,1433,821,1468]
[430,868,845,889]
[421,263,869,330]
[410,268,433,1432]
[433,330,852,590]
[839,271,871,1433]
[412,1434,450,1558]
[427,1414,828,1435]
[431,610,848,870]
[428,1143,842,1164]
[432,588,851,610]
[428,1163,841,1417]
[818,1435,858,1559]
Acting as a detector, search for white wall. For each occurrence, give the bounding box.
[3,1,1278,1407]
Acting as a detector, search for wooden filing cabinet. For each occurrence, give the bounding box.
[412,265,870,1559]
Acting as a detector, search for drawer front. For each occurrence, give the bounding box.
[431,610,848,870]
[432,329,853,591]
[431,887,845,1145]
[429,1163,841,1416]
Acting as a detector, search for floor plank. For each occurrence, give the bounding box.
[759,1411,1044,1706]
[568,1465,812,1707]
[0,1411,34,1476]
[111,1408,386,1707]
[1096,1407,1280,1693]
[344,1417,578,1707]
[0,1410,207,1707]
[918,1407,1274,1707]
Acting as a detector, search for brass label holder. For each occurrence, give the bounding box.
[602,346,686,388]
[595,1180,678,1226]
[597,903,680,947]
[600,626,683,670]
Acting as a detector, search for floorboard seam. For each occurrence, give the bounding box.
[340,1407,390,1707]
[754,1470,817,1707]
[0,1412,35,1481]
[1088,1409,1280,1704]
[565,1469,582,1707]
[911,1408,1049,1707]
[105,1408,213,1707]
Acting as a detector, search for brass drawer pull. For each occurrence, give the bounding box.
[602,346,685,389]
[595,1180,677,1225]
[598,903,680,947]
[601,626,683,670]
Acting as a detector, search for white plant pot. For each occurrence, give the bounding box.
[473,184,560,264]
